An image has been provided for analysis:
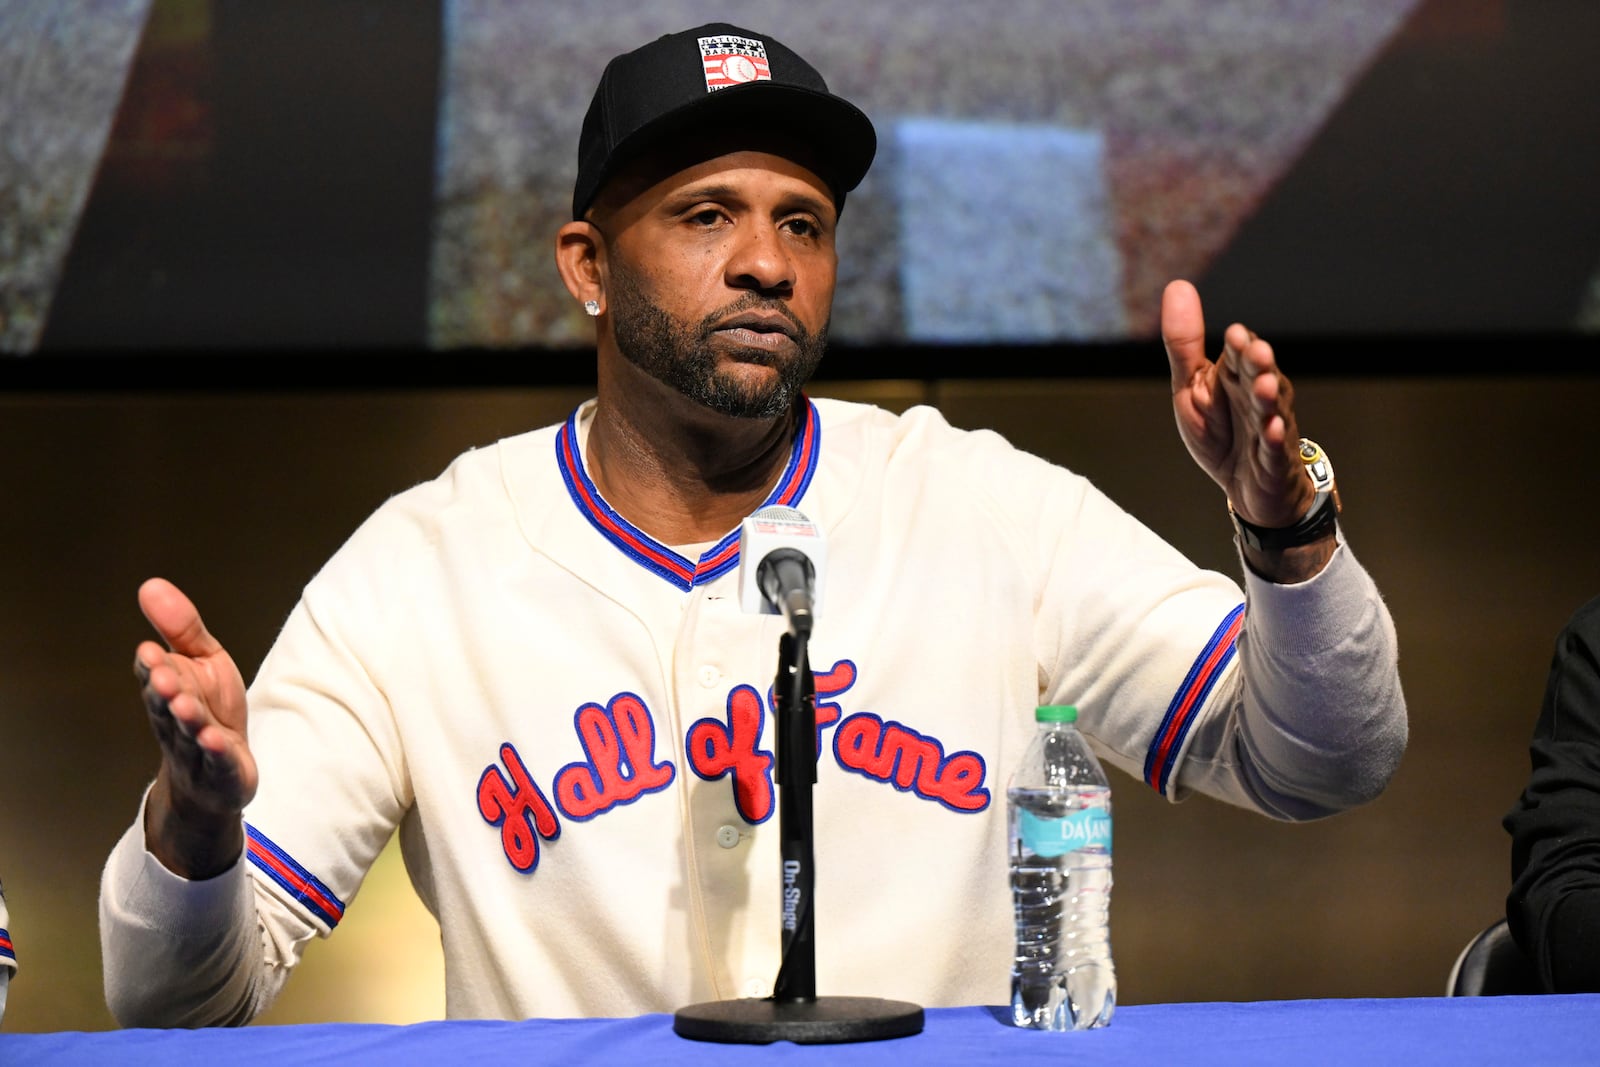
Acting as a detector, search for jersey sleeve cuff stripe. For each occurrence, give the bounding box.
[1143,604,1245,796]
[245,825,346,929]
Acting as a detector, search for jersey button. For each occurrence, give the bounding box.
[743,978,767,998]
[698,665,721,688]
[715,824,741,849]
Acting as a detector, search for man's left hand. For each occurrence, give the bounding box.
[1161,278,1318,529]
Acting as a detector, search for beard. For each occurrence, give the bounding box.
[606,260,829,420]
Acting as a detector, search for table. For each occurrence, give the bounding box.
[3,996,1595,1066]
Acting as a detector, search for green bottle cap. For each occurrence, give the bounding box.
[1035,704,1078,723]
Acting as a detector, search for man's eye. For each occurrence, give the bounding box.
[785,218,819,238]
[688,209,723,226]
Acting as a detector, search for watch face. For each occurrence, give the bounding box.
[1298,438,1335,493]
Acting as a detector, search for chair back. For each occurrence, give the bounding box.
[1446,918,1542,996]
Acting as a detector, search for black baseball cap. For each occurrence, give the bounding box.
[572,23,877,220]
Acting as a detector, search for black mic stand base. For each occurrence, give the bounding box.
[673,995,924,1045]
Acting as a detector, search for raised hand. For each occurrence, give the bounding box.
[1161,279,1317,530]
[134,577,255,878]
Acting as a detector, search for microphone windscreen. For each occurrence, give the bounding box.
[737,505,827,617]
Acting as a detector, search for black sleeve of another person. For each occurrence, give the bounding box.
[1505,595,1600,992]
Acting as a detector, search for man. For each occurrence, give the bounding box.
[1504,595,1600,992]
[100,23,1406,1025]
[0,877,14,1027]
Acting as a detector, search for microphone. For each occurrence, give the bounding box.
[738,505,827,637]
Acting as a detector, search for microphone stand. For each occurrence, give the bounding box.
[673,628,925,1044]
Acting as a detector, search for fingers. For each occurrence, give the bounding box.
[1160,279,1207,390]
[135,642,253,811]
[139,577,224,659]
[1221,323,1291,449]
[1165,281,1280,399]
[136,642,210,754]
[133,578,258,819]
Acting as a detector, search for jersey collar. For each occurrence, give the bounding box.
[555,397,820,591]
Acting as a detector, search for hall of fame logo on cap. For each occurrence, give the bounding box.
[699,34,771,92]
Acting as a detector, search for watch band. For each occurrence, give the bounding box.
[1229,438,1342,552]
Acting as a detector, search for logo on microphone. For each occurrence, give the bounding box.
[751,520,820,537]
[738,505,828,618]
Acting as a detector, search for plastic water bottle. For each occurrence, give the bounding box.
[1008,704,1115,1030]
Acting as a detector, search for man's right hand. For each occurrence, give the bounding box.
[134,577,256,879]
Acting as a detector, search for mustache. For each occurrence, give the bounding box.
[697,295,809,341]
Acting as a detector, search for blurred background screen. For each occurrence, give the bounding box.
[4,0,1598,371]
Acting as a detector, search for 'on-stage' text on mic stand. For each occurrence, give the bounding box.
[673,506,924,1044]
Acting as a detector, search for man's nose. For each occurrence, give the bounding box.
[725,223,794,295]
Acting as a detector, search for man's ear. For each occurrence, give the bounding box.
[554,220,605,314]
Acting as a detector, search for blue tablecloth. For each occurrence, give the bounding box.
[4,997,1595,1066]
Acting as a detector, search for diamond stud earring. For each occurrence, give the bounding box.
[583,299,600,317]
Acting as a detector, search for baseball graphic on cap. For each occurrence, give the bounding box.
[724,55,759,82]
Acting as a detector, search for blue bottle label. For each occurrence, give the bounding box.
[1020,806,1112,857]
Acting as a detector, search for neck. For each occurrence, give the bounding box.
[586,366,800,546]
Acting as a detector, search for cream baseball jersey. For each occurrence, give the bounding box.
[102,397,1405,1023]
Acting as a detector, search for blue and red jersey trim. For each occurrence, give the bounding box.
[1143,604,1245,796]
[0,929,13,964]
[246,825,346,929]
[557,397,820,591]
